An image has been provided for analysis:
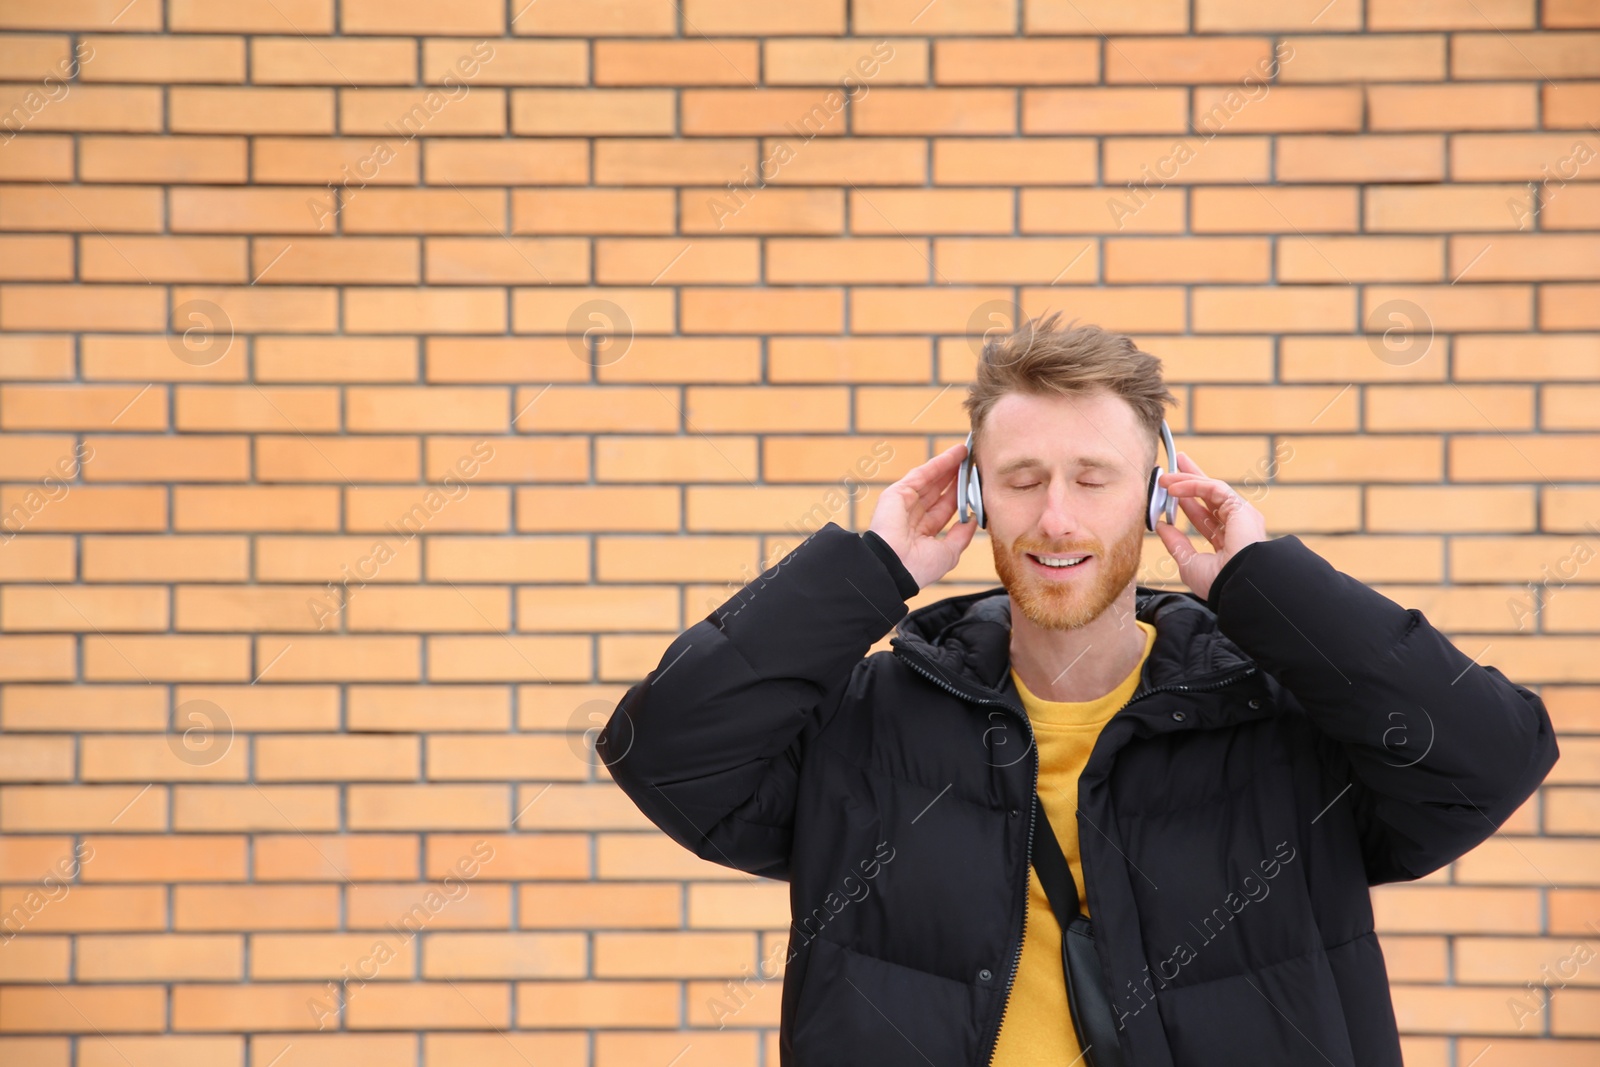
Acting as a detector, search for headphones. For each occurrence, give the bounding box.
[957,419,1180,532]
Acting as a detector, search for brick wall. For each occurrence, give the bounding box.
[0,0,1597,1064]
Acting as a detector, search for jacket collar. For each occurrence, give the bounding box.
[888,583,1255,706]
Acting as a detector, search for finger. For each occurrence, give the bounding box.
[919,474,961,534]
[1162,475,1226,545]
[900,444,968,513]
[1155,517,1202,569]
[1160,473,1240,514]
[942,509,979,557]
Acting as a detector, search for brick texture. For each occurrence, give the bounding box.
[0,2,1596,1064]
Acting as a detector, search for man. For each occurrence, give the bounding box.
[599,313,1560,1067]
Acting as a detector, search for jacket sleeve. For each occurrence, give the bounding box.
[1206,534,1561,885]
[598,522,913,881]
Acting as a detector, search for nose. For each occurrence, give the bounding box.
[1035,478,1081,542]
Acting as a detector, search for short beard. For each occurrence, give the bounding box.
[994,518,1144,631]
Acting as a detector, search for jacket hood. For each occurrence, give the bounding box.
[889,582,1257,700]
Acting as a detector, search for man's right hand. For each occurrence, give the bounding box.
[868,442,980,589]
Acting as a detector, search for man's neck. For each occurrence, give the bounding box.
[1008,586,1147,703]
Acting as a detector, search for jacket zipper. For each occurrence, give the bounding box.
[892,645,1259,1067]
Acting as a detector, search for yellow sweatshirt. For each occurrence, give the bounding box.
[989,619,1157,1067]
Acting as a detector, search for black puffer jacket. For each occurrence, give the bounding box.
[600,522,1559,1067]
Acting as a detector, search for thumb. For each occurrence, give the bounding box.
[943,514,978,559]
[1155,517,1195,568]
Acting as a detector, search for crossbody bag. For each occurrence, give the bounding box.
[1030,790,1128,1067]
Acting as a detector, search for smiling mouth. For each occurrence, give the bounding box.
[1026,552,1093,573]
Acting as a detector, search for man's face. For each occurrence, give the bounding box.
[978,389,1154,631]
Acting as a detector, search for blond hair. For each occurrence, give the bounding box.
[962,311,1177,466]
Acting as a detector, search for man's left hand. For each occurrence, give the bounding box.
[1153,451,1269,603]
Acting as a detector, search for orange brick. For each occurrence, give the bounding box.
[252,37,416,84]
[1363,184,1536,231]
[1453,32,1600,79]
[1106,237,1270,283]
[168,0,333,33]
[515,979,677,1028]
[259,337,418,383]
[855,188,1016,235]
[1192,85,1363,133]
[0,136,72,181]
[681,1,845,35]
[0,985,164,1033]
[936,38,1098,83]
[692,286,847,333]
[513,285,674,335]
[1276,135,1445,183]
[1195,0,1361,31]
[425,139,588,185]
[598,39,758,85]
[80,34,244,82]
[0,85,162,135]
[1025,87,1188,133]
[0,34,73,79]
[425,237,588,285]
[256,735,420,781]
[1368,0,1533,30]
[1103,136,1271,184]
[0,187,163,233]
[1104,36,1271,82]
[171,88,333,135]
[1281,35,1447,81]
[770,235,927,287]
[591,139,753,187]
[1368,84,1537,131]
[1024,0,1190,34]
[0,235,71,279]
[81,136,248,184]
[343,0,503,35]
[1456,234,1600,282]
[252,237,420,285]
[1022,187,1186,234]
[513,188,676,235]
[595,239,755,286]
[1277,236,1444,283]
[346,288,506,334]
[1545,81,1600,129]
[513,89,674,135]
[765,38,927,85]
[251,136,422,187]
[341,87,507,137]
[934,138,1094,185]
[505,0,675,35]
[1192,186,1360,232]
[1453,133,1600,182]
[1194,286,1357,333]
[855,88,1018,134]
[1543,284,1600,329]
[420,39,585,86]
[342,189,506,235]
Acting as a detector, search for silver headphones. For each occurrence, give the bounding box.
[957,419,1180,532]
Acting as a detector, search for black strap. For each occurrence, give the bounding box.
[1031,790,1082,919]
[1031,791,1128,1067]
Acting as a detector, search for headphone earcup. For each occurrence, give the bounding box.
[967,462,985,529]
[1146,466,1163,532]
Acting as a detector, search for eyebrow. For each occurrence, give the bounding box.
[991,455,1121,478]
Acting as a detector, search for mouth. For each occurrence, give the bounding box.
[1025,551,1093,578]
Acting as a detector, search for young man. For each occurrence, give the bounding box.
[599,314,1560,1067]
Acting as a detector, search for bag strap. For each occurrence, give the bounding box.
[1031,790,1082,920]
